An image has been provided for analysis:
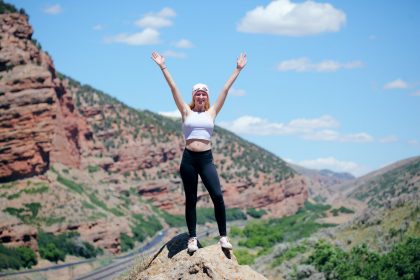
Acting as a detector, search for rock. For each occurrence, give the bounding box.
[0,12,96,182]
[0,217,38,252]
[136,233,267,280]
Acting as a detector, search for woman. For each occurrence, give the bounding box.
[151,51,247,253]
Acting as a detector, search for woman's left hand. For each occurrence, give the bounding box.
[237,52,247,70]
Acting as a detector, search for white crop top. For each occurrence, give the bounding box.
[182,111,214,141]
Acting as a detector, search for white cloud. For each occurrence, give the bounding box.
[288,115,339,130]
[277,57,363,72]
[408,139,419,145]
[237,0,346,36]
[297,157,361,175]
[157,7,176,18]
[230,88,246,97]
[383,79,409,90]
[162,50,186,59]
[409,90,420,96]
[302,130,374,142]
[105,28,160,45]
[379,135,399,143]
[159,110,181,118]
[219,115,373,143]
[173,39,194,48]
[135,7,176,29]
[93,24,104,31]
[44,4,61,15]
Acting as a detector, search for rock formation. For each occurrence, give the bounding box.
[0,12,94,182]
[135,233,267,280]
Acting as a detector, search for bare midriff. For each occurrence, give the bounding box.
[185,139,211,152]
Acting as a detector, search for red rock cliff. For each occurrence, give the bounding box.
[0,13,93,182]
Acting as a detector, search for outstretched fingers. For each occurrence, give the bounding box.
[237,52,247,69]
[151,51,165,65]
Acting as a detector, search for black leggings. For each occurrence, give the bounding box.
[179,149,226,237]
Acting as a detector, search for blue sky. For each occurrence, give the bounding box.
[8,0,420,176]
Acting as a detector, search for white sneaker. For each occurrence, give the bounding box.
[187,237,198,252]
[219,236,233,250]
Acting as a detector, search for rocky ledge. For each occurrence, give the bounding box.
[134,233,267,280]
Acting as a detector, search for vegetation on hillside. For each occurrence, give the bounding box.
[231,201,336,265]
[38,231,102,263]
[214,126,295,183]
[57,72,295,184]
[0,1,27,16]
[349,157,420,208]
[249,198,420,279]
[0,244,37,271]
[308,237,420,280]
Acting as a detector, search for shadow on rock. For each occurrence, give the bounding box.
[140,232,267,279]
[146,232,204,268]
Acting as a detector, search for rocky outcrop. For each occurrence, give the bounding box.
[0,13,56,182]
[0,12,95,182]
[136,233,267,280]
[0,214,38,251]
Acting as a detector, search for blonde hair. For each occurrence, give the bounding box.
[189,97,210,111]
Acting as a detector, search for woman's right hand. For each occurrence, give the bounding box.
[151,51,165,68]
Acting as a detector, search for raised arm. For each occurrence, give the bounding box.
[210,53,247,117]
[151,51,188,116]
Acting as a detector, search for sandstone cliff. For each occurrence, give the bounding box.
[0,12,94,182]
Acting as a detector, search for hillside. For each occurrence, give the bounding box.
[60,73,305,217]
[287,162,355,203]
[346,156,420,208]
[0,4,308,274]
[243,158,420,280]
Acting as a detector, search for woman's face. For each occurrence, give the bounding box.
[193,91,208,110]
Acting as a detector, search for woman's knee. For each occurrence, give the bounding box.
[185,194,198,206]
[212,192,225,205]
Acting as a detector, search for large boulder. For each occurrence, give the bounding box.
[136,233,267,280]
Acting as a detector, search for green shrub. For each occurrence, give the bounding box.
[38,231,100,263]
[4,203,42,223]
[0,1,18,14]
[88,165,100,173]
[331,206,355,216]
[271,245,307,267]
[246,208,267,218]
[196,207,246,224]
[230,225,243,237]
[308,237,420,280]
[43,216,65,226]
[234,249,256,265]
[160,211,185,227]
[131,214,163,242]
[39,242,65,263]
[23,185,49,194]
[0,183,14,190]
[110,207,124,217]
[6,192,21,200]
[226,208,247,221]
[88,193,108,210]
[88,165,99,173]
[120,233,134,252]
[57,175,84,194]
[82,200,96,209]
[237,205,334,254]
[0,244,37,271]
[24,202,41,218]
